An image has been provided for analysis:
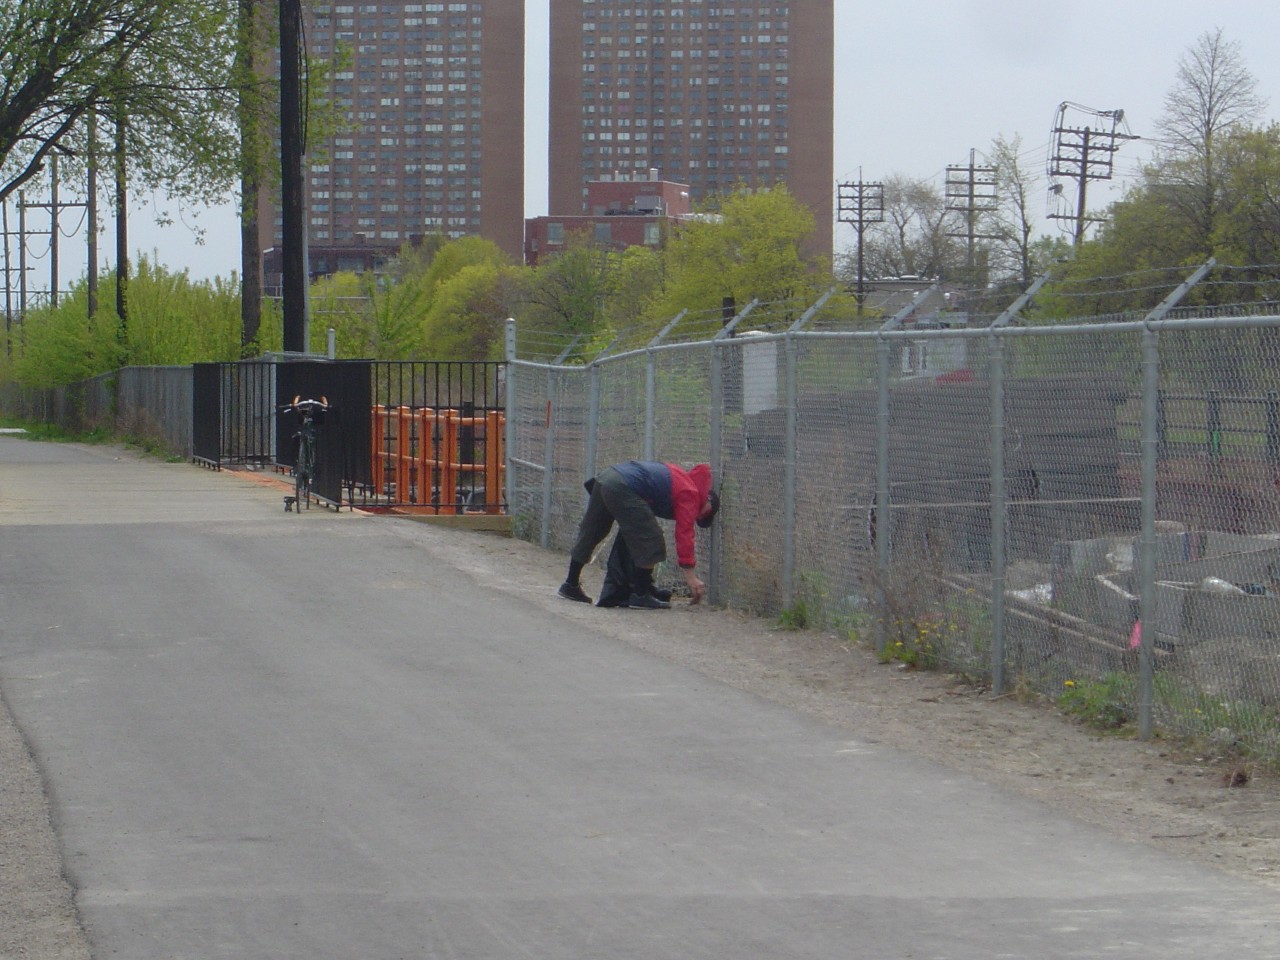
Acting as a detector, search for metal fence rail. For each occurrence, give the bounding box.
[506,274,1280,764]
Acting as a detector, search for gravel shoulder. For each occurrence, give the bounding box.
[442,522,1280,893]
[4,480,1280,955]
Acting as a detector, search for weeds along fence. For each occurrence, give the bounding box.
[507,262,1280,764]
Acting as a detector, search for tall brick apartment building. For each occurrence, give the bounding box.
[261,1,524,289]
[547,1,833,256]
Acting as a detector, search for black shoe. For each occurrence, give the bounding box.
[558,582,592,603]
[653,587,673,602]
[627,592,671,610]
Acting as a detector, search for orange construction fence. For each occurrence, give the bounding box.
[371,405,505,514]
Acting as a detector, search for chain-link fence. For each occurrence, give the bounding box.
[507,262,1280,765]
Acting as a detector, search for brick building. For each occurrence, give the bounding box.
[547,0,833,257]
[524,173,693,265]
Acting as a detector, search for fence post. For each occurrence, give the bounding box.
[782,331,798,610]
[874,335,891,654]
[778,288,834,611]
[1135,258,1213,739]
[989,332,1008,695]
[644,349,656,461]
[541,368,556,550]
[982,269,1053,689]
[644,310,686,463]
[586,362,601,484]
[708,339,725,605]
[1138,324,1160,740]
[504,319,516,518]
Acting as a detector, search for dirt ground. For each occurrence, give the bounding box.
[4,508,1280,956]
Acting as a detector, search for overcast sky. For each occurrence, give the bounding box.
[37,0,1280,285]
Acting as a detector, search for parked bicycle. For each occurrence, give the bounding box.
[279,396,330,512]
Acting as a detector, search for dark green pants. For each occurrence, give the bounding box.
[570,466,666,569]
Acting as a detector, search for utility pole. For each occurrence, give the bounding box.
[2,201,12,357]
[279,0,309,353]
[1048,102,1139,246]
[837,175,884,315]
[115,108,129,333]
[14,153,88,312]
[87,110,98,320]
[945,148,999,288]
[18,192,27,320]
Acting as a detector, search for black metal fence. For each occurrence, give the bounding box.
[364,360,506,512]
[193,361,275,468]
[191,358,505,511]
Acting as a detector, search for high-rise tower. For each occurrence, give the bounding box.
[262,1,524,287]
[547,0,833,256]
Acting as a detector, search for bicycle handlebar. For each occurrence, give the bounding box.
[278,395,330,413]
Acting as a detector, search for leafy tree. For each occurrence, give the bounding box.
[0,1,241,205]
[654,186,823,323]
[1214,124,1280,267]
[422,263,527,359]
[419,235,511,293]
[1050,124,1280,320]
[524,236,613,342]
[603,244,666,336]
[1149,28,1266,254]
[8,256,271,385]
[309,267,433,359]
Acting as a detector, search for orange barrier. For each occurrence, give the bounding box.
[371,405,504,513]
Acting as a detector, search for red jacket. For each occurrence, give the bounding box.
[668,462,712,568]
[614,460,713,568]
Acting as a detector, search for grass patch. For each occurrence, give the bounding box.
[1059,673,1137,731]
[0,418,113,443]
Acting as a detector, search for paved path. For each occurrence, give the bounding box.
[0,436,1277,958]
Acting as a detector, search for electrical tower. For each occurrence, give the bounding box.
[837,176,884,315]
[945,148,999,286]
[1048,102,1139,246]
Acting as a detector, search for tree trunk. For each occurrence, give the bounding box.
[237,0,262,356]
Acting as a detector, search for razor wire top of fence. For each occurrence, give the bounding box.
[508,262,1280,365]
[1034,262,1280,324]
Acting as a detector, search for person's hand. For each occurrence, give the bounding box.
[684,569,705,604]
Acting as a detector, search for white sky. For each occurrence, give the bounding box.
[33,0,1280,286]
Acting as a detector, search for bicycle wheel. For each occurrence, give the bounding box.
[295,432,314,511]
